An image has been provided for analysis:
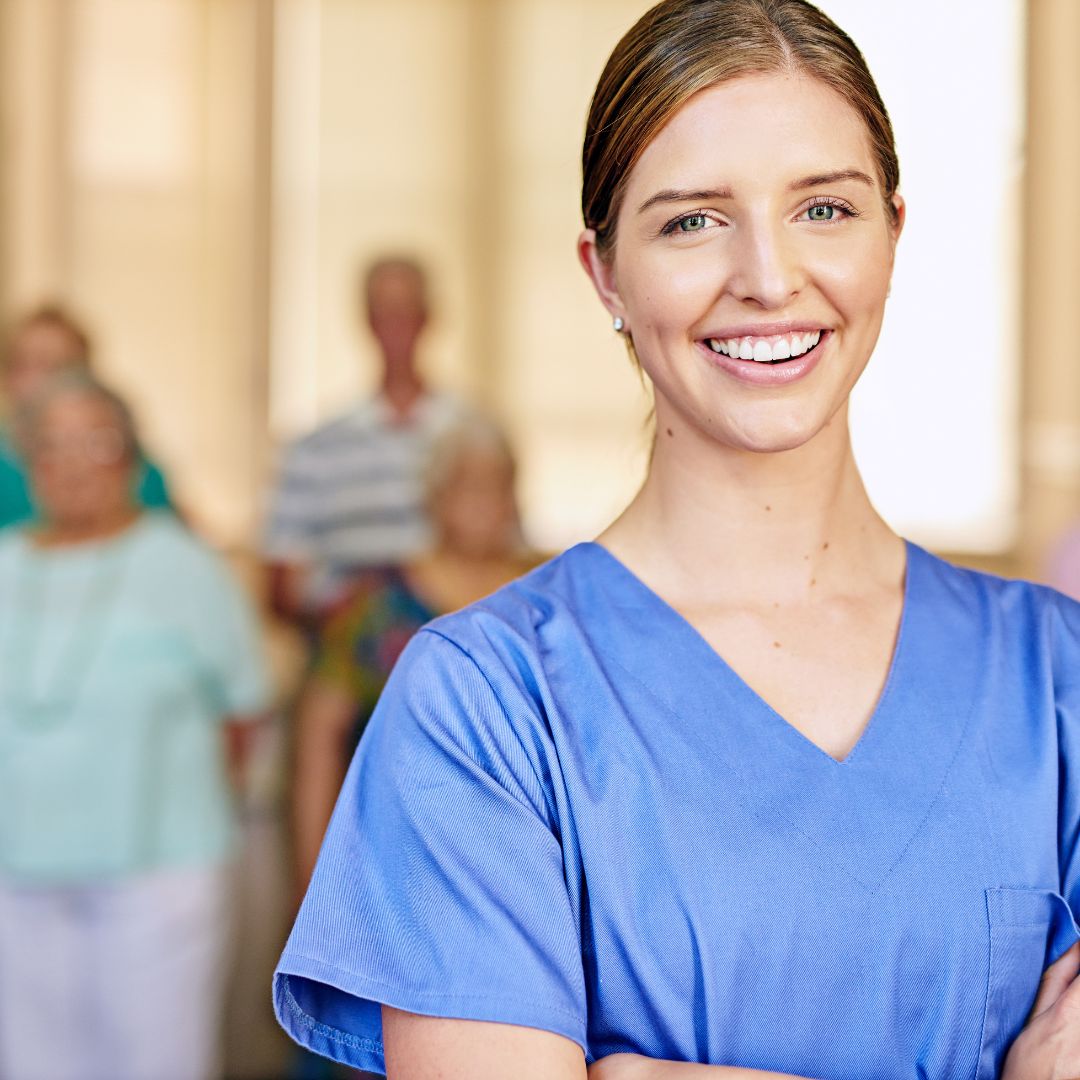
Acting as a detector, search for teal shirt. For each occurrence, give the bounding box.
[0,428,172,530]
[0,514,269,882]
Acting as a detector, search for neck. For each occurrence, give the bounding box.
[380,361,424,419]
[35,506,141,549]
[601,404,899,606]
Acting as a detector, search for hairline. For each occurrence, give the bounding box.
[593,62,896,258]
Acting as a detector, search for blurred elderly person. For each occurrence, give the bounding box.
[263,258,468,627]
[291,420,533,901]
[0,372,269,1080]
[0,304,172,529]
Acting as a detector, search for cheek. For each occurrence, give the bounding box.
[620,250,720,332]
[814,239,892,320]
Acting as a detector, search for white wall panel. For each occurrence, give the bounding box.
[820,0,1024,551]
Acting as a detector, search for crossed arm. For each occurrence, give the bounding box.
[382,942,1080,1080]
[381,1008,810,1080]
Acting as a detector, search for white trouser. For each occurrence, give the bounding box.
[0,862,231,1080]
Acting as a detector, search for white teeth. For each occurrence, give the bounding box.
[705,330,825,362]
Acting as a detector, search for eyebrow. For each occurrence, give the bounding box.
[636,169,876,215]
[790,168,875,191]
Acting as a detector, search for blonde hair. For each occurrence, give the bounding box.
[582,0,899,256]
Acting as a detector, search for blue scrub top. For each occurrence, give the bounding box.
[275,541,1080,1078]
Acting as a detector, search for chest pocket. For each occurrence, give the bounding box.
[975,888,1080,1080]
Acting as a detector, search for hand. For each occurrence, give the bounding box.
[1002,942,1080,1080]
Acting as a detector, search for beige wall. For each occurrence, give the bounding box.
[0,0,272,546]
[1018,0,1080,577]
[269,0,652,550]
[2,0,1079,574]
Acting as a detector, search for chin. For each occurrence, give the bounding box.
[702,406,836,456]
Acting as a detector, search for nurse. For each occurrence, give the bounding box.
[275,1,1080,1077]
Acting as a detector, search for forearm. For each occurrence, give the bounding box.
[223,716,265,794]
[292,734,348,892]
[590,1055,816,1080]
[291,684,353,898]
[267,561,315,625]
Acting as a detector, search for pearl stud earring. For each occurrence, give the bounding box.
[613,316,625,333]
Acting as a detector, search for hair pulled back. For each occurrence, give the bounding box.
[582,0,899,255]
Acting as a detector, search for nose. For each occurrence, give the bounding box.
[727,218,806,309]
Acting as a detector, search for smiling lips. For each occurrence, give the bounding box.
[706,330,824,364]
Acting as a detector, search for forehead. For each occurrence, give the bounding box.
[41,393,115,429]
[624,72,877,201]
[13,321,78,354]
[368,266,425,304]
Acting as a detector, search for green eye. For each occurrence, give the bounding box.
[807,204,836,221]
[679,214,708,232]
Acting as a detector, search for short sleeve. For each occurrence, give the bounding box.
[274,629,587,1074]
[172,539,270,717]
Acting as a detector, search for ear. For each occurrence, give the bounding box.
[577,229,627,325]
[889,193,906,245]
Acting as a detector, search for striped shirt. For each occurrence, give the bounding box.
[263,393,465,604]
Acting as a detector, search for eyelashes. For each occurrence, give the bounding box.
[659,196,861,237]
[802,196,861,223]
[659,211,720,237]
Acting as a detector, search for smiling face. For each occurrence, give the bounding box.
[581,71,903,455]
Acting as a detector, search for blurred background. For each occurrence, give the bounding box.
[0,0,1077,1076]
[5,0,1079,564]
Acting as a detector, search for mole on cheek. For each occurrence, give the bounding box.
[666,428,674,437]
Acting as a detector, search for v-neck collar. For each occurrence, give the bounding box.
[581,539,914,766]
[563,540,981,893]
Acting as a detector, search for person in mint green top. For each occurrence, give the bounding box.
[0,372,269,1080]
[0,303,173,529]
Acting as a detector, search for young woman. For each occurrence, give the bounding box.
[274,2,1080,1077]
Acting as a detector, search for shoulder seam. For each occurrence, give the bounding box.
[415,626,555,827]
